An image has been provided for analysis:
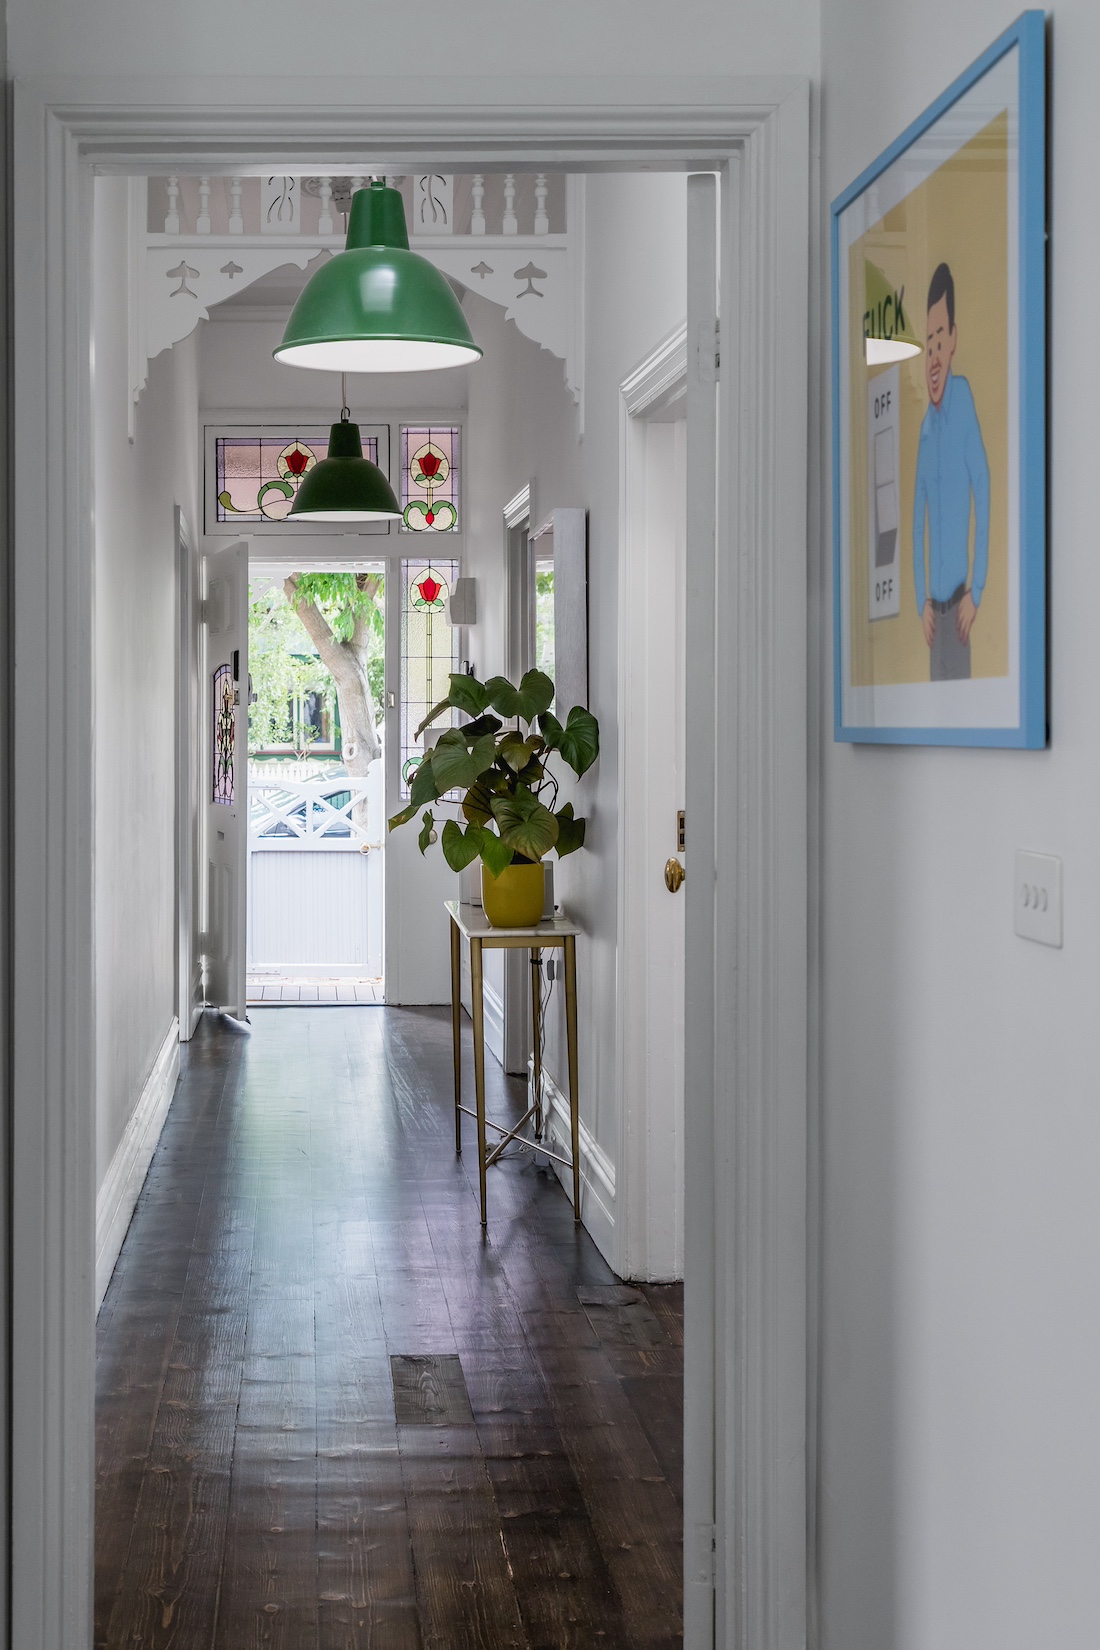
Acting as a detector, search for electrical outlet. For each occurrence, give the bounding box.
[1014,850,1062,947]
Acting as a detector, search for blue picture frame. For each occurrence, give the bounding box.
[831,11,1047,747]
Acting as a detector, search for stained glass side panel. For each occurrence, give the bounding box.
[401,425,460,532]
[401,559,459,797]
[216,432,379,522]
[212,662,235,804]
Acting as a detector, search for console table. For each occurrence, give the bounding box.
[446,899,581,1226]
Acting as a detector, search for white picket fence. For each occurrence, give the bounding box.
[247,766,384,976]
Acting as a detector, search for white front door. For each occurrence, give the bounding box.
[203,540,249,1020]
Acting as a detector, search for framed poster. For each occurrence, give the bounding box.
[831,11,1047,746]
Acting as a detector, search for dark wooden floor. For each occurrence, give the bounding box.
[96,1007,684,1649]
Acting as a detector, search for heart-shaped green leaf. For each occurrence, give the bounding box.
[418,810,436,854]
[556,706,600,778]
[499,731,543,773]
[516,755,546,787]
[408,755,440,809]
[553,802,586,858]
[538,710,563,749]
[441,818,484,872]
[459,713,504,741]
[388,800,419,831]
[415,697,452,739]
[447,672,491,718]
[462,779,494,826]
[485,669,555,723]
[477,828,515,878]
[491,787,559,862]
[430,729,498,793]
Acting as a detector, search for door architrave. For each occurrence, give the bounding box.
[10,74,810,1650]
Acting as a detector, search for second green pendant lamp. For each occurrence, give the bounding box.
[288,396,401,523]
[275,179,482,374]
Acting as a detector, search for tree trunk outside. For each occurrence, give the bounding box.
[284,574,382,839]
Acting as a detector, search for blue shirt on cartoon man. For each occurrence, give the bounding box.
[912,261,990,681]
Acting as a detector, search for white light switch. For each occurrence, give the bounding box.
[1014,850,1062,947]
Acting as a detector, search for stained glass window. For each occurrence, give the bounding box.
[215,431,380,522]
[401,558,459,796]
[401,425,460,533]
[212,662,235,804]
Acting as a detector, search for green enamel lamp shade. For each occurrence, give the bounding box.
[288,419,402,521]
[275,181,482,373]
[863,258,922,365]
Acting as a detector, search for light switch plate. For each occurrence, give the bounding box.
[1014,850,1062,947]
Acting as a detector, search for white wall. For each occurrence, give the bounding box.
[93,177,200,1191]
[819,7,1100,1648]
[8,0,818,80]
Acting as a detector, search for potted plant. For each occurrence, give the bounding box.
[388,667,599,928]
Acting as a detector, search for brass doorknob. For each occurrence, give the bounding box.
[664,856,685,893]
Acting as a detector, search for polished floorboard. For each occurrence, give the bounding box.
[96,1007,684,1649]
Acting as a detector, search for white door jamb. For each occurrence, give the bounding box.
[11,75,810,1650]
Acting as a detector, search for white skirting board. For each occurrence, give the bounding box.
[535,1064,617,1265]
[95,1018,180,1311]
[482,978,505,1070]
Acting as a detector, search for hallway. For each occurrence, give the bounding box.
[95,1009,684,1649]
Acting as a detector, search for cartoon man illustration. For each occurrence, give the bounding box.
[912,262,990,680]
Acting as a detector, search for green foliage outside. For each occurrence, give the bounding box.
[535,567,555,687]
[248,574,385,760]
[388,667,599,875]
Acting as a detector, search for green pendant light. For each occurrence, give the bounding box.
[863,257,922,366]
[288,387,402,522]
[275,180,482,374]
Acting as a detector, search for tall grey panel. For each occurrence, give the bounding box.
[550,507,588,712]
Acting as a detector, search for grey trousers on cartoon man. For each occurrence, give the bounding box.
[930,583,971,681]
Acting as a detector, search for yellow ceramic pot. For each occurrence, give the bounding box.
[481,860,545,928]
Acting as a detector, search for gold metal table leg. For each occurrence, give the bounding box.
[450,915,463,1156]
[530,946,543,1138]
[564,933,581,1222]
[470,937,488,1226]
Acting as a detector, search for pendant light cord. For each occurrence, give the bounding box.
[340,372,350,421]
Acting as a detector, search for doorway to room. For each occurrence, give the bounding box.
[246,557,387,1005]
[11,87,811,1650]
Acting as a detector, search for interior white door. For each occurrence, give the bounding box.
[617,411,688,1281]
[202,540,249,1020]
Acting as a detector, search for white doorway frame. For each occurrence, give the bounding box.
[10,76,810,1650]
[615,321,688,1287]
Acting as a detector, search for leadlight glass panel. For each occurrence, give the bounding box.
[401,425,460,533]
[212,662,235,804]
[401,559,459,797]
[215,431,379,522]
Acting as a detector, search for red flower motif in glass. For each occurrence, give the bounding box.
[419,451,442,479]
[284,446,310,476]
[416,574,443,606]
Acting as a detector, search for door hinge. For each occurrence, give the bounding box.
[696,319,720,383]
[689,1521,717,1587]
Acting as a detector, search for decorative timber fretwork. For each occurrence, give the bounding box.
[130,173,584,435]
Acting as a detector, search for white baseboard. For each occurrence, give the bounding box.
[535,1064,617,1266]
[483,978,505,1069]
[95,1019,180,1311]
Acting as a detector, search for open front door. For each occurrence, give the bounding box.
[203,540,249,1020]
